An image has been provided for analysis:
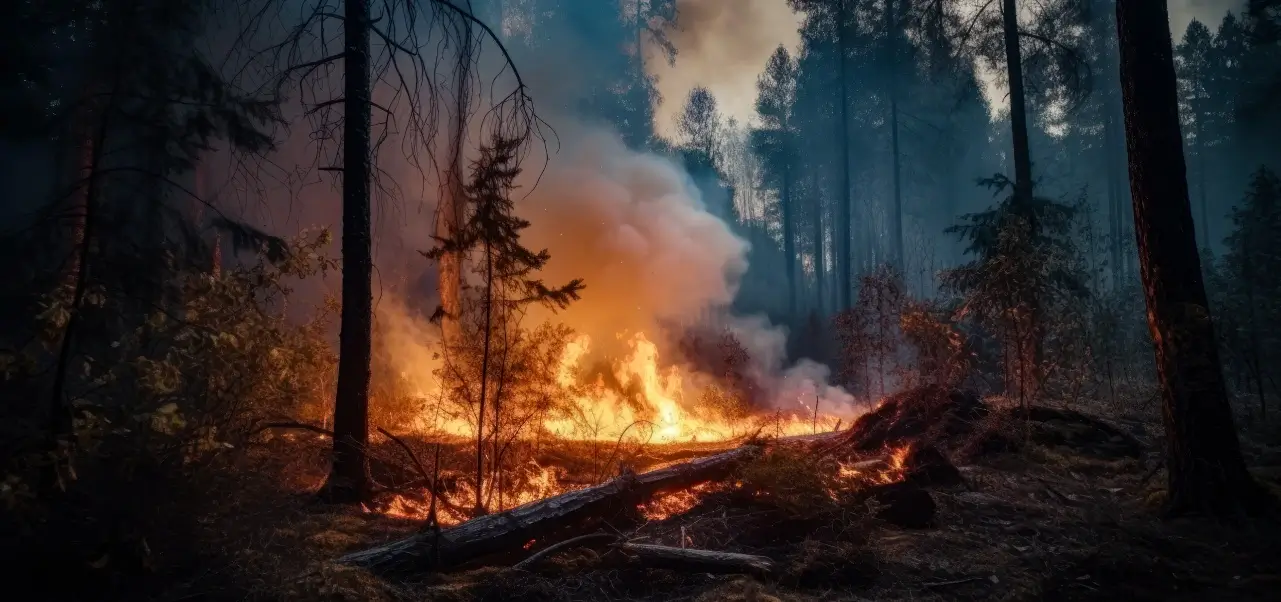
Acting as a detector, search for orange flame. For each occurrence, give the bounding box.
[638,482,717,521]
[418,331,847,444]
[836,444,913,485]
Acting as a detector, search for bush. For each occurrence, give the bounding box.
[0,229,338,596]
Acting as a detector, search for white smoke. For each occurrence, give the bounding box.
[514,125,862,417]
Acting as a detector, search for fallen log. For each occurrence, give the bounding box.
[617,542,776,575]
[338,445,760,574]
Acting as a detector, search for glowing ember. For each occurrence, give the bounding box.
[837,444,914,485]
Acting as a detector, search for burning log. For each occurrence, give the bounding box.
[338,445,761,574]
[616,542,776,575]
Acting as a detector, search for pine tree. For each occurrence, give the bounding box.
[426,135,583,515]
[1221,167,1281,420]
[752,46,801,318]
[1175,19,1216,248]
[941,176,1087,406]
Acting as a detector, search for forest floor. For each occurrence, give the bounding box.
[158,396,1281,602]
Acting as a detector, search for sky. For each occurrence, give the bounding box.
[648,0,1247,137]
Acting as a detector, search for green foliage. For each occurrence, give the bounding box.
[0,227,337,587]
[941,175,1088,402]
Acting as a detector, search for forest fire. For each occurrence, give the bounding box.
[410,329,850,446]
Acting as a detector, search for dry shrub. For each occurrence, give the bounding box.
[843,385,989,452]
[735,447,836,516]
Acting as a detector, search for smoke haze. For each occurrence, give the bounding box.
[648,0,803,137]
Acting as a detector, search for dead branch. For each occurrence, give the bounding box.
[509,532,619,572]
[616,543,776,575]
[254,421,335,437]
[922,575,989,588]
[377,427,431,484]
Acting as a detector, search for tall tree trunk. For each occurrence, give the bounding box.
[1106,110,1124,290]
[475,239,494,515]
[438,9,476,355]
[1096,0,1126,291]
[886,0,904,272]
[47,88,111,492]
[1001,0,1042,396]
[813,174,826,316]
[782,163,797,318]
[1114,0,1264,517]
[1001,0,1033,204]
[321,0,374,503]
[837,0,853,310]
[1194,95,1209,249]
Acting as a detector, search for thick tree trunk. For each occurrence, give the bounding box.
[837,0,853,310]
[339,445,760,573]
[321,0,374,503]
[1114,0,1264,517]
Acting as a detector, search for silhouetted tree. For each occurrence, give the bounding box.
[1114,0,1265,517]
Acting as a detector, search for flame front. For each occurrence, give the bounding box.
[424,331,844,444]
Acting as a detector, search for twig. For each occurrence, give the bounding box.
[922,575,988,588]
[254,421,335,437]
[509,532,619,572]
[377,427,431,483]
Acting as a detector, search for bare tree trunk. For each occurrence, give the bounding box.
[47,90,111,490]
[782,163,797,318]
[475,239,494,515]
[887,0,904,273]
[1114,0,1264,517]
[1194,95,1209,249]
[1001,0,1033,204]
[813,173,826,316]
[837,0,853,310]
[321,0,374,503]
[1001,0,1044,394]
[437,7,476,353]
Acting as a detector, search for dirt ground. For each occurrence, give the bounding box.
[150,397,1281,602]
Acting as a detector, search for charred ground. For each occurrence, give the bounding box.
[47,386,1276,602]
